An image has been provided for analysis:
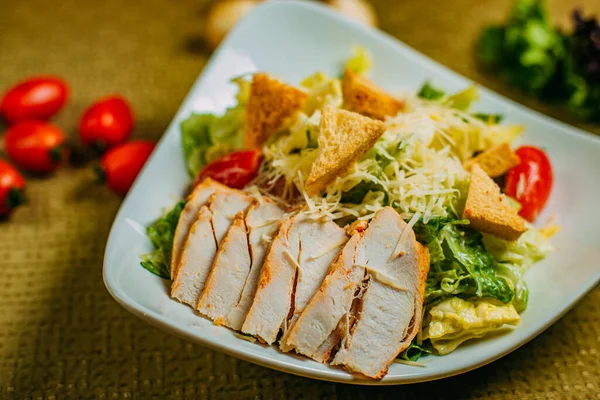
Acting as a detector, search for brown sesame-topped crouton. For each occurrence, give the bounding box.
[305,106,385,196]
[341,68,403,120]
[464,143,521,178]
[463,164,527,241]
[244,73,308,148]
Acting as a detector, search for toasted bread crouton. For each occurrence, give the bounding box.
[305,106,385,196]
[464,143,520,178]
[341,68,403,120]
[244,73,308,148]
[463,164,527,241]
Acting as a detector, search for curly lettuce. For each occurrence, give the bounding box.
[483,226,553,311]
[140,200,186,279]
[413,215,515,305]
[181,78,249,178]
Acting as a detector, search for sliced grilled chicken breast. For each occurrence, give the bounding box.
[170,178,228,279]
[197,211,251,322]
[208,191,252,243]
[171,206,217,306]
[282,232,364,361]
[242,215,348,345]
[171,189,251,308]
[226,198,285,330]
[198,198,285,327]
[331,207,429,379]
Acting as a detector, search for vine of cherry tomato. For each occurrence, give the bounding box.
[504,146,553,222]
[0,73,155,216]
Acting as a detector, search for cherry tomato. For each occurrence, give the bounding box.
[193,149,262,189]
[0,159,26,217]
[0,76,68,123]
[504,146,553,222]
[97,140,155,195]
[79,96,134,152]
[4,120,69,174]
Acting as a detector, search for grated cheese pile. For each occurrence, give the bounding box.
[254,85,524,223]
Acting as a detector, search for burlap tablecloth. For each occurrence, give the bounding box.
[1,0,598,398]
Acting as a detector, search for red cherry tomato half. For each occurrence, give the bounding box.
[193,149,262,189]
[4,120,69,174]
[0,159,26,217]
[0,76,68,123]
[79,96,134,152]
[98,140,155,195]
[504,146,553,222]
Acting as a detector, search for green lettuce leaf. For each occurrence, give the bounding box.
[180,80,248,178]
[472,112,504,124]
[483,227,552,312]
[181,114,215,178]
[140,200,186,279]
[414,215,515,305]
[417,81,446,101]
[344,46,372,75]
[341,181,385,204]
[398,340,432,362]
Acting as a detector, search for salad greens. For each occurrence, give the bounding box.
[417,82,501,122]
[398,340,432,362]
[483,228,553,312]
[477,0,600,122]
[417,81,445,101]
[181,78,249,178]
[137,48,554,362]
[140,200,186,279]
[413,215,514,305]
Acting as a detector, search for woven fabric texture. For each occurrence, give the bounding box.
[0,0,598,399]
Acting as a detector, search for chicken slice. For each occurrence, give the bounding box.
[226,199,285,330]
[171,189,251,308]
[282,233,364,360]
[170,178,228,279]
[197,211,251,322]
[241,217,297,343]
[242,214,348,345]
[208,191,252,243]
[331,207,430,380]
[171,206,217,306]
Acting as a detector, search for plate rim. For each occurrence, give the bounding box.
[103,0,600,386]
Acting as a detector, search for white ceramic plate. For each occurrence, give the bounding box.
[103,0,600,385]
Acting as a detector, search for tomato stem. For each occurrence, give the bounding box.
[49,145,64,163]
[93,164,106,184]
[7,187,26,209]
[90,140,108,155]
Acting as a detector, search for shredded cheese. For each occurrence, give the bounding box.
[356,265,408,292]
[254,83,523,224]
[306,238,349,261]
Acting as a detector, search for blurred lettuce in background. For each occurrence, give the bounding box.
[477,0,600,122]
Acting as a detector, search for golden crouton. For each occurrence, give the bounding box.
[463,164,527,241]
[244,73,308,148]
[464,143,520,178]
[341,68,403,120]
[305,106,385,196]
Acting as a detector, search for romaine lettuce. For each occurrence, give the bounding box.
[483,227,552,311]
[417,81,445,101]
[180,79,248,178]
[414,215,515,305]
[140,200,186,279]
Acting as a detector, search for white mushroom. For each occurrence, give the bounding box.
[326,0,378,27]
[204,0,260,50]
